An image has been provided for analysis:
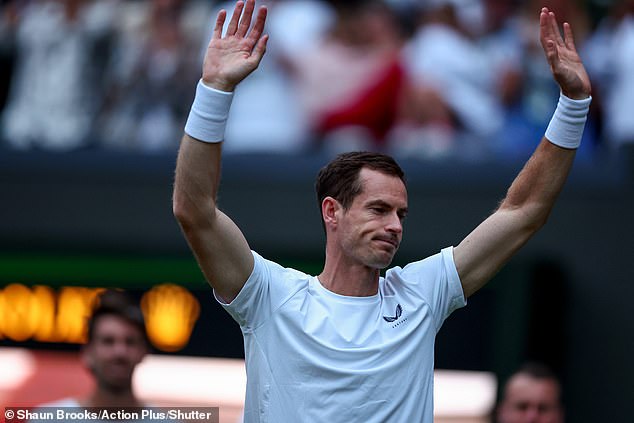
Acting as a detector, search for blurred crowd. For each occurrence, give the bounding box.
[0,0,633,161]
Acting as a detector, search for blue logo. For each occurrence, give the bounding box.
[383,304,403,322]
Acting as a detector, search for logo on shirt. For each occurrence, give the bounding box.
[383,304,403,322]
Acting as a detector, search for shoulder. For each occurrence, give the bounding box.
[37,398,80,407]
[383,247,461,300]
[221,251,311,325]
[386,249,450,281]
[251,250,311,282]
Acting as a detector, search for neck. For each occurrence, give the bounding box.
[318,256,380,297]
[81,387,143,408]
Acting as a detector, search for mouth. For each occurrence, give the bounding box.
[107,360,133,375]
[374,237,398,249]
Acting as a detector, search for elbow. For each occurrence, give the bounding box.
[172,192,216,232]
[527,212,549,234]
[172,199,190,228]
[527,200,554,232]
[524,203,551,232]
[172,191,188,225]
[501,200,552,234]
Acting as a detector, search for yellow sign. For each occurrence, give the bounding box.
[141,284,201,352]
[0,283,200,352]
[0,284,103,343]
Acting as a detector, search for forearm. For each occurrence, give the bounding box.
[173,76,235,221]
[455,8,593,298]
[173,135,254,301]
[498,139,575,228]
[456,140,576,297]
[499,93,591,225]
[173,135,222,227]
[455,94,590,297]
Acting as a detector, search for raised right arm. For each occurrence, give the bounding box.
[173,0,268,302]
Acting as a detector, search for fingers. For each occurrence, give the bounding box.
[236,0,256,38]
[563,22,578,52]
[221,0,265,41]
[540,8,563,47]
[246,6,267,44]
[549,11,564,46]
[213,9,227,40]
[226,1,244,36]
[539,8,550,50]
[249,34,269,66]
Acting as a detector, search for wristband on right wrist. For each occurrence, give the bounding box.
[184,80,234,143]
[544,93,592,149]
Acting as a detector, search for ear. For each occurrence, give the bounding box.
[321,196,341,229]
[80,344,95,372]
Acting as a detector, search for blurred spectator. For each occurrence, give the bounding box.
[37,289,149,408]
[485,0,597,160]
[98,0,204,152]
[208,0,332,154]
[0,0,117,151]
[480,0,524,112]
[496,362,564,423]
[288,0,407,154]
[584,0,634,152]
[0,0,622,161]
[399,0,503,159]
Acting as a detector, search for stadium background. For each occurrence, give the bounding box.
[1,149,632,422]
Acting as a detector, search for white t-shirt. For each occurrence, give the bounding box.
[217,247,466,423]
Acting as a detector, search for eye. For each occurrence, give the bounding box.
[125,335,144,347]
[100,336,115,346]
[516,402,530,412]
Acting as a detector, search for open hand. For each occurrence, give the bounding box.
[539,7,591,99]
[202,0,268,92]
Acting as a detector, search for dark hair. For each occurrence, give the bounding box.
[315,152,406,218]
[499,362,563,407]
[86,289,148,345]
[514,362,560,381]
[492,361,565,423]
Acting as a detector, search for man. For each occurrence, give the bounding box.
[173,1,591,421]
[44,289,149,408]
[497,363,565,423]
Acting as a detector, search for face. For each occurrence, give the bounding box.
[83,315,147,392]
[498,374,564,423]
[333,168,408,269]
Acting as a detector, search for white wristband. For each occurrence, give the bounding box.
[545,93,592,149]
[184,80,234,143]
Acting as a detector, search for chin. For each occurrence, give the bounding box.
[104,378,133,392]
[368,255,395,269]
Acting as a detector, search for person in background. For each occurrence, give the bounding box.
[201,0,333,154]
[98,0,201,152]
[0,0,117,151]
[399,0,504,159]
[40,289,149,408]
[496,362,564,423]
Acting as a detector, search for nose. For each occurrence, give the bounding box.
[523,407,540,423]
[386,211,403,234]
[112,339,133,357]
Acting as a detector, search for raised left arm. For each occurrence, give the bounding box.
[454,7,592,298]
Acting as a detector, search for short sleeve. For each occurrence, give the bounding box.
[214,251,308,330]
[387,246,466,332]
